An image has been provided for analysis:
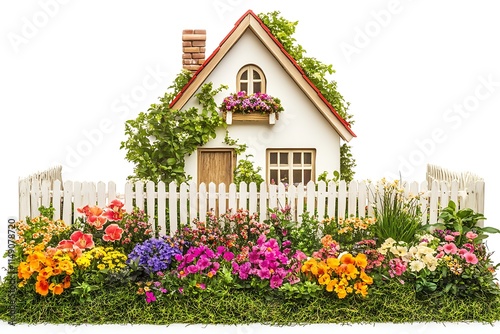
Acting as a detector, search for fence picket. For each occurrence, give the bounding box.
[327,181,336,218]
[157,181,167,235]
[337,181,347,219]
[259,182,268,220]
[168,181,177,236]
[347,180,357,218]
[146,181,156,235]
[53,180,62,220]
[317,181,326,219]
[249,182,258,214]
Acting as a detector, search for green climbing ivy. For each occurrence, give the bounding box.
[120,70,228,184]
[259,11,357,182]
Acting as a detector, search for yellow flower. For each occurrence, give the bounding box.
[354,253,368,269]
[360,270,373,285]
[97,264,106,270]
[327,257,340,269]
[318,274,331,285]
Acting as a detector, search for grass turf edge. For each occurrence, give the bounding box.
[0,280,499,325]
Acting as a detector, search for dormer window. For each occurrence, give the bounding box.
[237,65,265,94]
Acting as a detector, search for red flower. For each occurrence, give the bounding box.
[70,231,95,249]
[105,200,125,221]
[103,224,124,242]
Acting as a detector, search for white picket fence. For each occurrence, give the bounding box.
[18,179,485,236]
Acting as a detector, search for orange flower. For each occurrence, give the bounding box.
[103,224,124,242]
[355,253,368,269]
[38,267,53,281]
[50,283,64,295]
[301,258,317,273]
[340,253,355,265]
[354,282,369,297]
[326,278,338,292]
[35,279,50,296]
[63,275,71,289]
[311,261,328,277]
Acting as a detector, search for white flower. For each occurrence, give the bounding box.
[409,260,425,272]
[390,245,408,257]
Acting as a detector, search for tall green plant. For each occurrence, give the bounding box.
[371,180,424,244]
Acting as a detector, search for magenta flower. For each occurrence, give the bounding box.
[270,275,283,289]
[223,251,235,261]
[145,291,156,303]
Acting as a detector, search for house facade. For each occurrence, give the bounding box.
[170,10,355,187]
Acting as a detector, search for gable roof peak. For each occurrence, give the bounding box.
[170,10,356,141]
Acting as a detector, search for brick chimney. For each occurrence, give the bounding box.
[182,29,206,73]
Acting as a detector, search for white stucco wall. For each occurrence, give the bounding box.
[182,29,342,184]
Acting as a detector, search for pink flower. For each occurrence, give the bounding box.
[103,223,124,242]
[444,235,455,242]
[464,252,478,264]
[466,231,478,240]
[443,242,458,255]
[70,231,95,249]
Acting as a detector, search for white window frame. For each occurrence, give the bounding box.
[267,149,316,187]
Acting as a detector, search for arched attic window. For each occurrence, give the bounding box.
[237,65,266,94]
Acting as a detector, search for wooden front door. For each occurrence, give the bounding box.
[198,149,235,186]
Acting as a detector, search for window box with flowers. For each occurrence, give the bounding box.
[220,91,284,125]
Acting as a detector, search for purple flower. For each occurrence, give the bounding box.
[127,236,183,274]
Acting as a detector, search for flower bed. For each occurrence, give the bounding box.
[1,181,500,325]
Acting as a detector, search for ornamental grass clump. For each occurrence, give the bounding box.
[371,179,424,244]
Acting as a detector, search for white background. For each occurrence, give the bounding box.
[1,0,500,332]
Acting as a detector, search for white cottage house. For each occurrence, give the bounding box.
[170,10,356,187]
